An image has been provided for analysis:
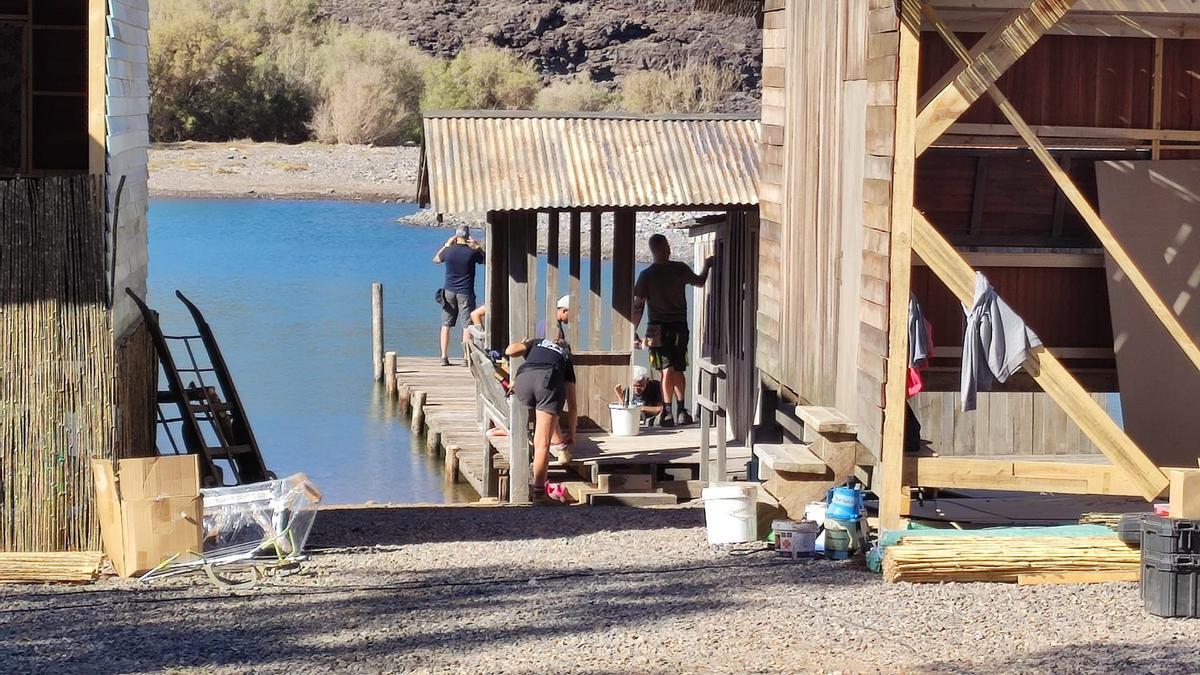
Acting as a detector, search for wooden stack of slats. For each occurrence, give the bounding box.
[883,536,1139,583]
[0,552,104,584]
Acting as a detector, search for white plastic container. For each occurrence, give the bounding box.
[702,483,758,545]
[609,403,641,437]
[804,501,828,552]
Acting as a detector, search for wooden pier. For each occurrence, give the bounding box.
[390,355,748,504]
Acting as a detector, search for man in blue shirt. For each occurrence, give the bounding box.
[433,225,485,366]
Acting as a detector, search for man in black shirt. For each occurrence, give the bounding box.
[433,225,485,366]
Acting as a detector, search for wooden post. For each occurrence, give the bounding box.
[398,384,412,415]
[1152,37,1164,160]
[546,212,560,336]
[508,214,532,504]
[878,0,922,532]
[611,210,636,351]
[88,0,107,178]
[589,211,603,350]
[568,212,582,346]
[445,446,462,484]
[486,213,509,350]
[383,351,397,394]
[371,282,384,381]
[411,390,427,433]
[527,215,539,339]
[716,367,728,482]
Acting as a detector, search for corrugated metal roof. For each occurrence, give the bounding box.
[693,0,762,18]
[418,111,760,214]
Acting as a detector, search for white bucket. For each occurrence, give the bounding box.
[702,483,758,545]
[609,403,641,437]
[804,501,828,552]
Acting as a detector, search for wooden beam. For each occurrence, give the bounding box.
[925,0,1200,13]
[926,9,1200,380]
[945,123,1200,143]
[1152,37,1164,160]
[1169,469,1200,519]
[879,0,923,532]
[507,214,532,504]
[968,156,988,236]
[611,210,636,351]
[915,0,1075,155]
[88,0,106,177]
[905,456,1149,497]
[546,212,560,336]
[567,212,581,347]
[910,211,1168,500]
[589,211,603,350]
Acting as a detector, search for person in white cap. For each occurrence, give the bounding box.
[433,225,484,366]
[614,365,665,425]
[536,294,571,340]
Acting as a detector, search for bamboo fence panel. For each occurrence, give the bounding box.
[0,176,116,552]
[883,536,1140,583]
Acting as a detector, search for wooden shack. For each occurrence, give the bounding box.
[0,0,154,550]
[695,0,1200,528]
[418,111,760,503]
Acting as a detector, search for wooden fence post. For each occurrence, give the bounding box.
[384,351,397,394]
[372,282,384,381]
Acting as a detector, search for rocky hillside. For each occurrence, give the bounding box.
[317,0,762,111]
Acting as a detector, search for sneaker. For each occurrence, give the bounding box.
[659,412,675,428]
[440,357,451,367]
[550,444,573,464]
[546,483,571,503]
[677,410,695,426]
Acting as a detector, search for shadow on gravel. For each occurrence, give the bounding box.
[0,554,858,673]
[308,503,709,548]
[925,640,1200,674]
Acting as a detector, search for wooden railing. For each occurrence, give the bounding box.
[696,357,728,483]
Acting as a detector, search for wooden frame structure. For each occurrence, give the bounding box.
[698,0,1200,530]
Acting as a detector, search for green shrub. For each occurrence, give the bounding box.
[422,46,542,111]
[619,60,737,114]
[307,26,429,144]
[533,78,612,112]
[149,0,316,142]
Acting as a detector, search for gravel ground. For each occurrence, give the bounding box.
[2,504,1198,674]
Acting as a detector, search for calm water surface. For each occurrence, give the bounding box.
[149,199,625,504]
[148,199,478,504]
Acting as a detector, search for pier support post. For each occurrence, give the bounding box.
[411,390,427,432]
[371,282,384,381]
[383,351,397,394]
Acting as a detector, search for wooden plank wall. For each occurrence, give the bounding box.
[105,0,151,337]
[757,0,892,457]
[909,391,1108,456]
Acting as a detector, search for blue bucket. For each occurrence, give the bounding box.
[826,486,864,521]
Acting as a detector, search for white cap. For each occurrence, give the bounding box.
[556,294,570,310]
[632,366,649,382]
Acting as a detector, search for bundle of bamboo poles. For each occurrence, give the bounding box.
[0,552,103,583]
[1078,513,1122,529]
[883,536,1140,583]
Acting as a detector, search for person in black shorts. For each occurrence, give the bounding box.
[633,234,713,427]
[506,337,577,503]
[433,225,484,366]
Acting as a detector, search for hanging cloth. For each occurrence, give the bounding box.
[960,272,1042,412]
[907,294,935,398]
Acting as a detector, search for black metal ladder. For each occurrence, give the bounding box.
[128,289,273,487]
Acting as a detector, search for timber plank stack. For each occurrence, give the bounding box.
[883,536,1139,583]
[0,552,104,584]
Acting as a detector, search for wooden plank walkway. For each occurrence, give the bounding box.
[392,355,750,503]
[393,356,502,498]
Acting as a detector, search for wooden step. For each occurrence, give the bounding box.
[597,473,654,493]
[795,405,857,435]
[589,492,679,507]
[753,443,827,475]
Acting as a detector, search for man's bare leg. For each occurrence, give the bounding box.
[439,326,451,362]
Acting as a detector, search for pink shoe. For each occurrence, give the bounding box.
[545,483,571,504]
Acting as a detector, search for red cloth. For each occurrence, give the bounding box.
[906,367,924,398]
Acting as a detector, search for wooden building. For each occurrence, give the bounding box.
[418,111,760,503]
[0,0,153,550]
[696,0,1200,528]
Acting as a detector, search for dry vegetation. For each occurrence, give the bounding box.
[149,0,740,146]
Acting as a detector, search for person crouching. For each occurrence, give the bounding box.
[506,337,577,504]
[614,366,665,426]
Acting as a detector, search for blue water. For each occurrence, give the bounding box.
[148,198,626,504]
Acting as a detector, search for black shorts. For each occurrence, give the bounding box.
[648,321,689,372]
[514,368,566,414]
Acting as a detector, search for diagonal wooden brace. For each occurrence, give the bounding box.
[916,0,1077,155]
[911,211,1168,501]
[925,6,1200,378]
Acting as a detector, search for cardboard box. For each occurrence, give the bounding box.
[92,455,203,577]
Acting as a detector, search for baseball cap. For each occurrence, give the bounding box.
[556,294,570,310]
[455,225,470,238]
